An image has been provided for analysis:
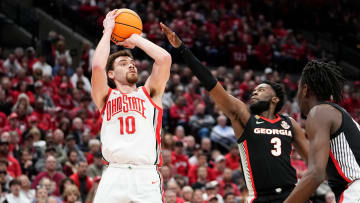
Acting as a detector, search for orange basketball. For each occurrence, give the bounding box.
[111,8,142,43]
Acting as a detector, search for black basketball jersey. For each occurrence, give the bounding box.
[237,114,297,197]
[324,103,360,198]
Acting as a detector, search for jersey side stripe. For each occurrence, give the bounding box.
[238,141,257,199]
[329,132,360,182]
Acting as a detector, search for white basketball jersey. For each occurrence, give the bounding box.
[100,86,163,166]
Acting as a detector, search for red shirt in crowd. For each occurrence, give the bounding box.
[70,172,93,194]
[53,94,75,110]
[2,154,22,178]
[171,151,190,177]
[228,45,248,67]
[30,111,52,131]
[32,171,65,196]
[187,164,216,185]
[169,105,193,123]
[225,153,240,170]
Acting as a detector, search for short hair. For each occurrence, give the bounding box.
[300,60,344,103]
[67,149,78,157]
[263,81,285,114]
[9,179,21,187]
[224,192,235,200]
[106,50,134,88]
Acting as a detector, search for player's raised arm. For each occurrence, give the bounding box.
[117,33,171,106]
[285,105,333,203]
[160,23,250,137]
[91,10,120,110]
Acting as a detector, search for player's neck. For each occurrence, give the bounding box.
[305,97,320,117]
[260,110,277,120]
[115,83,137,94]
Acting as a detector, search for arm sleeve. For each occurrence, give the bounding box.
[175,44,218,91]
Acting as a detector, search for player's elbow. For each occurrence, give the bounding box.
[157,52,172,65]
[92,64,104,71]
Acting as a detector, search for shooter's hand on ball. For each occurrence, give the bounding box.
[160,22,182,48]
[103,9,121,33]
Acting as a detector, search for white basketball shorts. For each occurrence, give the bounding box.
[93,163,164,203]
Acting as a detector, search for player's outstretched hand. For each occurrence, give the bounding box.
[103,9,121,33]
[160,22,182,48]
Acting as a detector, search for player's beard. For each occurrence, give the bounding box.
[126,72,138,84]
[249,99,270,115]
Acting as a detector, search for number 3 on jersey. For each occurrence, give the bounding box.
[118,116,136,135]
[270,137,281,156]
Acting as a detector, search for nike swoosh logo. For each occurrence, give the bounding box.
[152,181,157,184]
[256,121,264,124]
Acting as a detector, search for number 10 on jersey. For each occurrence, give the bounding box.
[118,116,136,135]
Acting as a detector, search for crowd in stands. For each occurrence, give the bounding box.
[0,0,359,203]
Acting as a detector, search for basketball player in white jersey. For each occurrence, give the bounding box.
[91,10,171,203]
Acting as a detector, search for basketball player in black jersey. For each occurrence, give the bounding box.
[161,23,309,203]
[285,61,360,203]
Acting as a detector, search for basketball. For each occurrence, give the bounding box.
[111,8,142,43]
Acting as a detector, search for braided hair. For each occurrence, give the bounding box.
[300,60,344,103]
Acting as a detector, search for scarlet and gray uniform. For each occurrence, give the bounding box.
[94,86,164,203]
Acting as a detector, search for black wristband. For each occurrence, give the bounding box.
[174,43,218,91]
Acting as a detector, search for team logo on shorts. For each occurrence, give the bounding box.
[281,121,290,129]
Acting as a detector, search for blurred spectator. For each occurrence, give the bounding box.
[70,161,93,202]
[87,152,104,178]
[63,150,79,177]
[0,86,12,116]
[80,42,94,78]
[0,159,13,192]
[30,97,52,132]
[85,139,100,165]
[213,155,226,181]
[4,178,29,203]
[33,55,52,77]
[31,156,65,196]
[52,129,67,164]
[33,186,48,203]
[24,47,38,73]
[210,115,236,151]
[203,181,224,203]
[223,192,236,203]
[19,149,37,180]
[218,168,240,196]
[170,96,192,129]
[225,144,240,170]
[64,135,86,162]
[188,152,215,185]
[71,67,91,93]
[192,189,203,203]
[164,189,176,203]
[189,103,215,139]
[62,184,80,203]
[191,165,208,189]
[18,175,35,202]
[3,54,22,78]
[171,141,189,177]
[181,186,193,202]
[52,83,75,111]
[55,41,72,67]
[0,139,21,178]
